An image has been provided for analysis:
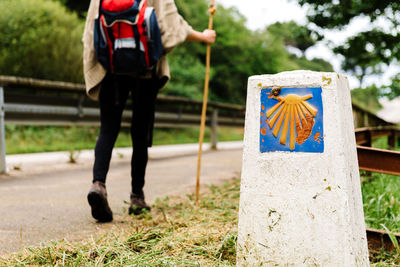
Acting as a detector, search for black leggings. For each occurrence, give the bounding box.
[93,74,158,194]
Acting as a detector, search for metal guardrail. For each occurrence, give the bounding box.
[357,146,400,176]
[355,126,400,147]
[367,227,400,252]
[354,126,400,251]
[355,127,400,175]
[0,75,245,174]
[0,76,245,128]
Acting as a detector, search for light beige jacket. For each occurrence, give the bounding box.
[83,0,193,100]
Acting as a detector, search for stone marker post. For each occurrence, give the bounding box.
[237,71,369,266]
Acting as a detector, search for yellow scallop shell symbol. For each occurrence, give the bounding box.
[266,94,317,150]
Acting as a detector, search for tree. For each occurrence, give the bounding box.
[351,85,382,112]
[171,0,333,104]
[297,0,400,96]
[267,21,323,54]
[0,0,84,82]
[56,0,90,17]
[38,0,333,104]
[383,74,400,100]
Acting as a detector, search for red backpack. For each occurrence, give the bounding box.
[94,0,163,75]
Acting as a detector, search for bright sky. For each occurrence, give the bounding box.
[217,0,396,89]
[218,0,307,29]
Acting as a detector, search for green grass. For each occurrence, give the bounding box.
[1,176,400,266]
[361,172,400,232]
[372,136,400,151]
[370,252,400,267]
[372,137,389,149]
[361,171,400,266]
[5,125,243,154]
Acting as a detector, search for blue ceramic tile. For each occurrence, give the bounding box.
[260,87,324,153]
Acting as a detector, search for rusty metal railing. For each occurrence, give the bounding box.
[354,126,400,252]
[356,127,400,175]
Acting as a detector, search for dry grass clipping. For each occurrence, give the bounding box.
[0,179,240,266]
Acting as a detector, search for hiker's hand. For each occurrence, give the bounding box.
[186,29,216,44]
[202,29,216,44]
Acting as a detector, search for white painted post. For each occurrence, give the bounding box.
[237,71,369,266]
[0,86,6,174]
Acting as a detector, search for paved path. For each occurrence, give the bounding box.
[0,142,243,255]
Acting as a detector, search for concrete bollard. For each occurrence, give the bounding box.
[237,71,369,266]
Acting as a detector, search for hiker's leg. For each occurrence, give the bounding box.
[130,79,159,194]
[93,75,130,183]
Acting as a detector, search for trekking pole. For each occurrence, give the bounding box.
[196,0,216,204]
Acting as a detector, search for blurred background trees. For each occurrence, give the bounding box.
[0,0,84,83]
[171,0,332,104]
[1,0,335,104]
[298,0,400,101]
[56,0,90,17]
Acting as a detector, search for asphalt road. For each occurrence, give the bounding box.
[0,143,243,255]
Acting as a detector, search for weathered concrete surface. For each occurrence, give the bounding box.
[0,142,242,255]
[237,71,369,266]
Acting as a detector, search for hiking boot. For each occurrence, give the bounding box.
[129,191,151,215]
[87,181,113,222]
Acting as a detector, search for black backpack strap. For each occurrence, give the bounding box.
[99,0,104,11]
[132,25,143,74]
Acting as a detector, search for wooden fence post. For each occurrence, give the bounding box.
[388,129,396,150]
[365,129,372,147]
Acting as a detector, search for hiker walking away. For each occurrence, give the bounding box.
[83,0,216,222]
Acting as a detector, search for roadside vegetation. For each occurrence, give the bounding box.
[5,125,243,154]
[362,172,400,265]
[363,139,400,233]
[0,0,334,106]
[1,175,399,266]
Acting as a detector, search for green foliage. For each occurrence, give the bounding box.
[351,85,383,113]
[171,0,333,104]
[289,55,334,72]
[267,21,323,53]
[297,0,399,29]
[0,0,84,82]
[164,51,207,100]
[298,0,400,98]
[5,125,103,154]
[5,125,243,154]
[55,0,90,17]
[1,0,335,104]
[171,2,262,103]
[384,73,400,100]
[362,172,400,233]
[333,29,399,83]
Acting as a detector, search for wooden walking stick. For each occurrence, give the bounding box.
[196,0,216,204]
